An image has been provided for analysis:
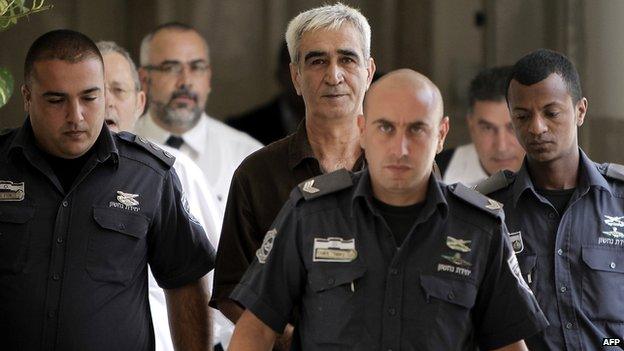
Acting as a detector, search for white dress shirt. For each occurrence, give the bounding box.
[134,112,262,210]
[442,143,489,187]
[143,142,234,350]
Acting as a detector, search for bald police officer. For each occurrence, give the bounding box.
[477,49,624,350]
[228,69,547,351]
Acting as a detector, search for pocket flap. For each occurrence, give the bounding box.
[93,207,149,239]
[582,246,624,274]
[420,274,477,308]
[0,206,35,224]
[309,264,367,292]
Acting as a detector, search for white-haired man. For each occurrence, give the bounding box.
[212,3,375,349]
[135,22,262,209]
[97,40,232,350]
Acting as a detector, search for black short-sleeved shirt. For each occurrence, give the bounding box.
[211,121,364,306]
[231,169,548,350]
[482,149,624,351]
[0,119,215,351]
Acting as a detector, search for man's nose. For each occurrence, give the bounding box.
[528,115,548,135]
[66,99,85,123]
[324,62,344,86]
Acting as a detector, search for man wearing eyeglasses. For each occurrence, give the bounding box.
[135,22,262,209]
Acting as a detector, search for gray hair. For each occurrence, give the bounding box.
[96,40,141,91]
[139,22,210,66]
[285,3,371,64]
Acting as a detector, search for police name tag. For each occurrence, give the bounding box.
[0,181,25,201]
[313,237,357,262]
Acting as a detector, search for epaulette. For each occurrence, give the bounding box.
[297,168,353,201]
[474,170,515,195]
[116,132,175,168]
[604,163,624,182]
[449,183,503,220]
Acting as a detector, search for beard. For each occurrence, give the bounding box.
[153,101,202,130]
[149,86,204,131]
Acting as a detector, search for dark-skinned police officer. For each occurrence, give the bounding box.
[227,69,548,351]
[0,30,215,350]
[476,49,624,351]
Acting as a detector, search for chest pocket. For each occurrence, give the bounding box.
[86,206,149,285]
[0,205,35,274]
[417,274,478,349]
[304,264,367,348]
[581,245,624,322]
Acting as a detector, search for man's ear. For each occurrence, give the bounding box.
[289,62,302,96]
[357,114,366,150]
[437,116,450,154]
[365,58,376,91]
[21,84,31,112]
[576,97,588,127]
[136,90,147,117]
[138,67,150,93]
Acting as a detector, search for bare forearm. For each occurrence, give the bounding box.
[491,340,528,351]
[165,277,212,351]
[228,310,277,351]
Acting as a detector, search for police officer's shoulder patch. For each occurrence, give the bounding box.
[297,168,353,201]
[449,183,503,219]
[474,170,515,195]
[604,163,624,182]
[116,132,176,168]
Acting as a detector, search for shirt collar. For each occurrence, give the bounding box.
[351,168,448,220]
[287,119,366,172]
[9,117,118,164]
[288,119,316,170]
[512,147,610,205]
[181,112,208,155]
[138,111,207,155]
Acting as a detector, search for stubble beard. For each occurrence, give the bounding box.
[152,100,203,131]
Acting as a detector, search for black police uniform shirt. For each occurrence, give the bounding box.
[477,149,624,351]
[0,119,215,351]
[231,168,548,350]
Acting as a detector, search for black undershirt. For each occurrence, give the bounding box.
[372,198,425,247]
[41,147,95,192]
[536,188,576,215]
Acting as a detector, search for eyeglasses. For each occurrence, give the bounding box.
[143,61,209,77]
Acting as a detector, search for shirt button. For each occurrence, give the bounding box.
[118,223,126,230]
[388,307,396,316]
[548,212,557,219]
[610,262,617,269]
[56,237,63,244]
[565,322,573,329]
[327,278,335,286]
[48,310,55,318]
[62,200,69,207]
[447,291,455,300]
[389,268,398,276]
[557,249,563,256]
[52,273,60,281]
[560,286,567,293]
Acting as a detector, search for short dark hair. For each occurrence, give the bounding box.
[468,66,513,109]
[507,48,582,103]
[24,29,103,85]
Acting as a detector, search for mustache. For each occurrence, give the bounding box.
[170,88,198,103]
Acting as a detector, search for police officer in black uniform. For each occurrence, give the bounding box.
[0,30,215,350]
[476,49,624,351]
[228,69,547,351]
